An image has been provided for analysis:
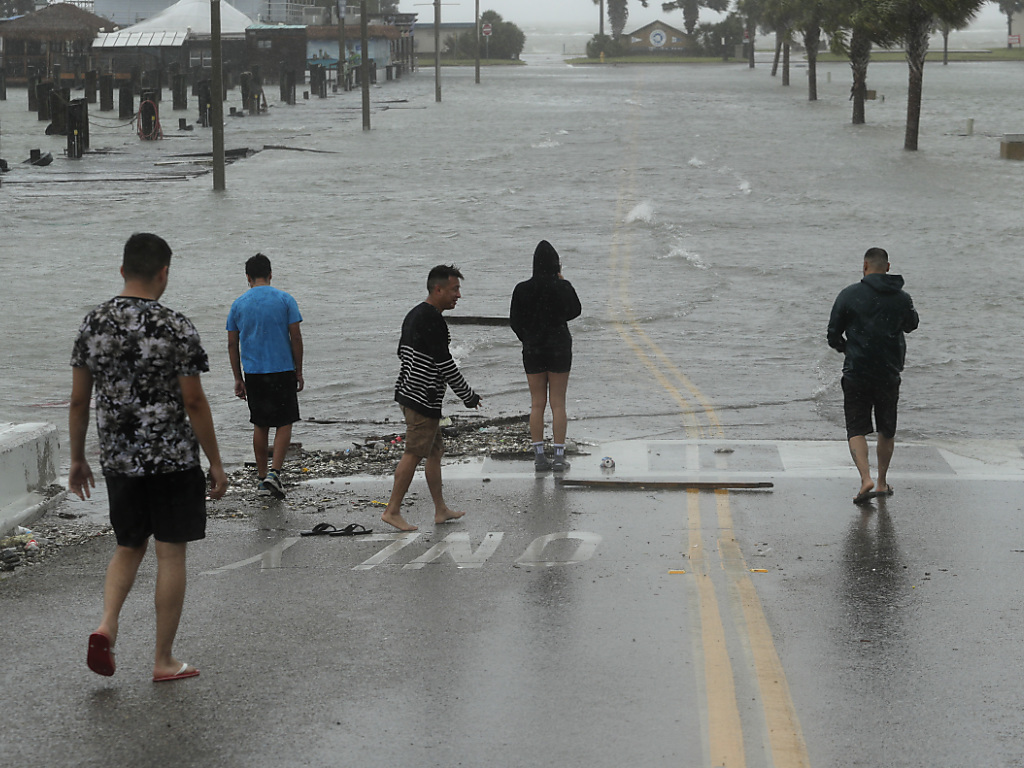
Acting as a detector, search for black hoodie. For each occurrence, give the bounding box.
[509,241,582,352]
[827,273,919,384]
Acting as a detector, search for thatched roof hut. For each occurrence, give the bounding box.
[0,3,114,82]
[0,3,113,42]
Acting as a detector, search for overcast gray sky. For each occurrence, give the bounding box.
[396,0,1004,33]
[396,0,666,29]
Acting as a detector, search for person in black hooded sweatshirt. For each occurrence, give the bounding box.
[828,247,919,504]
[510,240,582,472]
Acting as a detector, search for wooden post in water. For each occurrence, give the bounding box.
[67,99,87,158]
[210,0,226,190]
[118,84,134,120]
[361,0,370,129]
[99,73,114,111]
[36,81,53,121]
[173,73,188,110]
[85,70,97,103]
[27,70,39,112]
[49,88,70,134]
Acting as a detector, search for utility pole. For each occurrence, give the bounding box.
[434,0,441,102]
[361,0,370,129]
[474,0,480,84]
[600,0,604,37]
[210,0,225,190]
[337,0,346,91]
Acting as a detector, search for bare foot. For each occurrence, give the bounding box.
[434,507,466,525]
[381,512,418,532]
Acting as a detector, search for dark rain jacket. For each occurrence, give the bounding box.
[827,273,919,384]
[509,241,582,353]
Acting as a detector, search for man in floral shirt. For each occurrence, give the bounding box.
[69,233,227,683]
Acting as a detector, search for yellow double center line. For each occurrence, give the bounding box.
[608,79,809,768]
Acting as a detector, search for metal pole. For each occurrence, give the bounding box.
[360,0,370,129]
[434,0,441,102]
[600,0,604,38]
[474,0,480,84]
[210,0,225,190]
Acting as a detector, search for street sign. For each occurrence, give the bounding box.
[482,23,492,37]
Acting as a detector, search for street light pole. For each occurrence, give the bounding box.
[474,0,480,84]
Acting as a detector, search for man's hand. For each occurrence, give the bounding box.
[68,459,95,500]
[234,379,247,400]
[296,372,305,392]
[207,464,229,500]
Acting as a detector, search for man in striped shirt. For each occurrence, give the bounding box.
[382,265,482,532]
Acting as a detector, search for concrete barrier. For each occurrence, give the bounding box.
[0,423,63,535]
[1000,134,1024,160]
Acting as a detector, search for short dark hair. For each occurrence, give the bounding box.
[427,264,464,292]
[864,247,889,268]
[122,233,172,280]
[246,253,272,279]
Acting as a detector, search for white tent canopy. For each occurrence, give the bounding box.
[94,0,254,47]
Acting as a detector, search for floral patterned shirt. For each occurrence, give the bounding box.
[71,297,209,477]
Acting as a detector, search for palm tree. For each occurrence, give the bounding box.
[996,0,1024,47]
[593,0,650,39]
[874,0,985,150]
[829,0,898,123]
[661,0,732,36]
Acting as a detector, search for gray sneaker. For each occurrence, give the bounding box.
[263,470,286,499]
[552,456,570,472]
[534,453,552,472]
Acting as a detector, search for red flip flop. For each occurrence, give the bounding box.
[153,663,200,683]
[87,631,116,677]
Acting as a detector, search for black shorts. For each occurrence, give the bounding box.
[523,346,572,375]
[245,371,300,427]
[842,376,900,440]
[105,467,207,547]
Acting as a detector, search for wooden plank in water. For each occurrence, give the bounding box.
[557,479,774,490]
[446,316,510,326]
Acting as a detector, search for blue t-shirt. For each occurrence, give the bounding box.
[226,285,302,374]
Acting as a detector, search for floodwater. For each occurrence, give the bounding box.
[1,54,1021,468]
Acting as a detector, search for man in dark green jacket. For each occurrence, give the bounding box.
[828,247,919,504]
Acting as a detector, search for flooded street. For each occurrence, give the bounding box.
[3,50,1024,767]
[2,55,1023,465]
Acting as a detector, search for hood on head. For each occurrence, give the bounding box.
[862,273,905,293]
[533,240,561,277]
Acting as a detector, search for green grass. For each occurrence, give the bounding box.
[436,58,526,67]
[568,48,1024,65]
[828,48,1024,62]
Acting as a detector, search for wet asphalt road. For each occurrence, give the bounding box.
[2,440,1024,768]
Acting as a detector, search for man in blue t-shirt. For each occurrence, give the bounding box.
[227,253,304,499]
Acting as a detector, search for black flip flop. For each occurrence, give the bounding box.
[329,523,373,537]
[300,523,340,537]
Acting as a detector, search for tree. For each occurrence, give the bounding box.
[736,0,766,67]
[662,0,732,36]
[996,0,1024,46]
[762,0,798,82]
[593,0,650,39]
[829,0,898,124]
[694,12,747,57]
[448,10,525,59]
[873,0,985,150]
